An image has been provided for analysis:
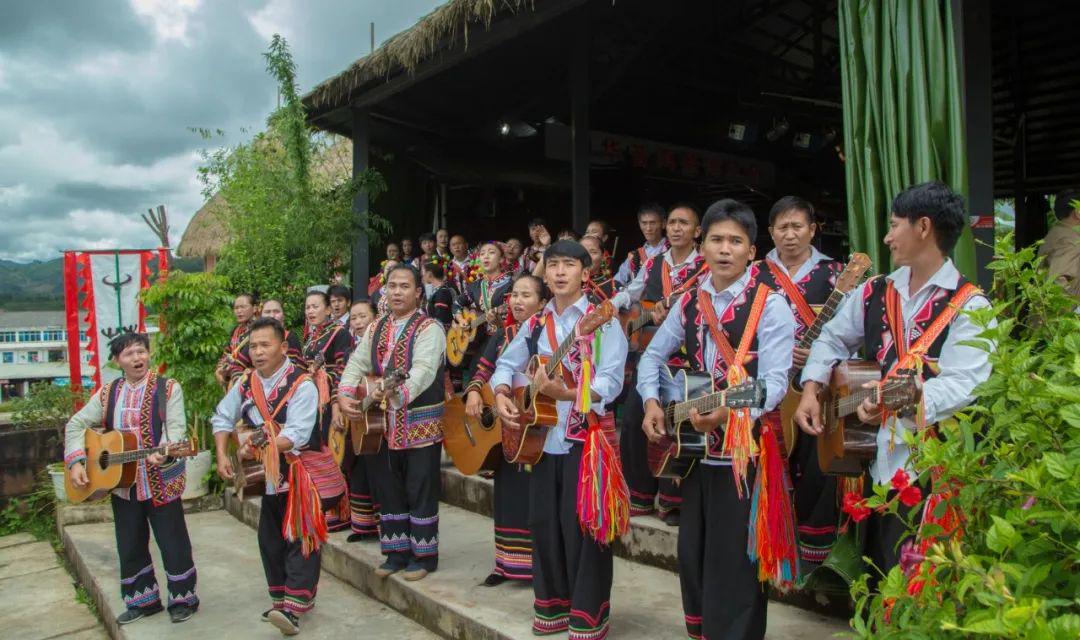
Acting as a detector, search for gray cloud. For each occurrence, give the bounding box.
[0,0,441,261]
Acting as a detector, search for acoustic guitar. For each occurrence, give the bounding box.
[446,303,507,366]
[816,361,922,476]
[443,384,504,475]
[346,369,409,455]
[229,427,267,499]
[503,301,615,465]
[777,253,872,457]
[646,367,768,479]
[65,430,197,504]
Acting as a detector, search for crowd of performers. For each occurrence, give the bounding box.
[62,180,994,639]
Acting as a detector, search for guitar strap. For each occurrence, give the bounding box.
[881,280,981,434]
[543,311,587,389]
[696,283,772,492]
[661,259,709,299]
[249,370,310,490]
[765,260,817,329]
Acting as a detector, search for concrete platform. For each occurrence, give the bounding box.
[63,510,438,640]
[440,464,853,618]
[225,491,847,639]
[0,533,107,640]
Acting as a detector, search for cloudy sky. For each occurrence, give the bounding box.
[0,0,442,262]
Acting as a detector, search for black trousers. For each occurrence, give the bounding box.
[679,463,766,640]
[349,452,380,536]
[789,431,840,571]
[620,385,681,516]
[493,457,533,580]
[529,445,613,639]
[111,491,198,612]
[372,444,441,571]
[862,479,920,590]
[259,492,322,616]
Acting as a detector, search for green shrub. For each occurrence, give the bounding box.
[10,382,86,433]
[850,235,1080,638]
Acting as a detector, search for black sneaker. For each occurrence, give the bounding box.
[169,604,195,623]
[481,572,508,587]
[117,605,163,625]
[663,510,681,527]
[347,532,377,543]
[261,609,273,622]
[267,609,300,636]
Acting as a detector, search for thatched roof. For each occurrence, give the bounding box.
[305,0,538,111]
[177,193,229,258]
[177,137,353,259]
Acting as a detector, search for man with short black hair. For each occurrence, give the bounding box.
[639,199,797,639]
[436,228,451,259]
[340,265,448,582]
[213,316,344,635]
[1039,188,1080,293]
[448,234,472,292]
[614,204,668,286]
[65,332,198,626]
[423,262,455,329]
[796,181,995,581]
[492,240,629,639]
[328,285,352,327]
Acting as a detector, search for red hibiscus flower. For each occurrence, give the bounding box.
[890,468,911,491]
[842,491,871,522]
[898,484,923,508]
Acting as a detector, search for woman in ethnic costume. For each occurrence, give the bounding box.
[464,274,547,586]
[302,290,354,532]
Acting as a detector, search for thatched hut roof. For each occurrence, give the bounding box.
[177,137,353,260]
[305,0,539,111]
[177,193,229,259]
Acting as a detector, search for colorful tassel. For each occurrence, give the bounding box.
[747,419,799,590]
[576,418,630,546]
[261,426,281,492]
[282,458,328,558]
[720,366,757,497]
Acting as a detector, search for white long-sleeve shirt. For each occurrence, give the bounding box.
[614,239,668,285]
[210,358,318,494]
[637,269,796,466]
[339,311,446,409]
[611,247,700,310]
[490,293,628,455]
[64,375,187,500]
[800,259,994,484]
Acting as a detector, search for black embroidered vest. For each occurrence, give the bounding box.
[238,364,321,451]
[752,258,843,340]
[369,313,446,411]
[101,375,169,445]
[861,274,973,382]
[641,253,705,302]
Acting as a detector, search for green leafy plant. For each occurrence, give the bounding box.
[141,271,233,449]
[1,482,59,551]
[9,382,87,434]
[848,234,1080,638]
[197,35,389,324]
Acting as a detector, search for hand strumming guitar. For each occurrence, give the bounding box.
[641,399,667,443]
[338,395,364,420]
[465,389,484,419]
[68,462,89,488]
[794,380,824,436]
[493,385,520,430]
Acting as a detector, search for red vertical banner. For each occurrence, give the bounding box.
[77,253,102,393]
[138,251,152,332]
[62,251,84,409]
[155,248,170,373]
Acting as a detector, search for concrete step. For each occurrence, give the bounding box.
[62,509,439,640]
[0,532,107,640]
[225,490,846,639]
[439,463,853,618]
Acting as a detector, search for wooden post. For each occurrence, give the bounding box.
[570,10,590,233]
[351,108,371,299]
[952,0,994,289]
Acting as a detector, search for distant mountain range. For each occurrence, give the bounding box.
[0,256,204,310]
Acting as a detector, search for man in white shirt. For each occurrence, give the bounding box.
[65,333,198,626]
[212,317,337,635]
[339,265,447,583]
[610,204,705,523]
[638,200,796,640]
[492,240,628,640]
[795,181,994,582]
[613,203,668,286]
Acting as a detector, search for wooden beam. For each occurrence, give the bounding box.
[351,108,371,299]
[571,8,590,233]
[346,0,588,111]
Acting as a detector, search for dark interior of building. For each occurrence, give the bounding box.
[305,0,1080,268]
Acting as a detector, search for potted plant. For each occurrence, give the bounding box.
[142,270,234,499]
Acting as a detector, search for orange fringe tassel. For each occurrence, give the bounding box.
[282,458,328,558]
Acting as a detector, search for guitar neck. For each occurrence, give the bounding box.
[671,390,730,417]
[110,444,170,466]
[470,304,505,329]
[544,327,580,378]
[787,288,845,383]
[832,382,914,418]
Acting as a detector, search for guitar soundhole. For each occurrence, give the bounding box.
[480,408,496,430]
[98,451,110,469]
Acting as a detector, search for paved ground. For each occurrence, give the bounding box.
[0,532,108,640]
[63,510,438,640]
